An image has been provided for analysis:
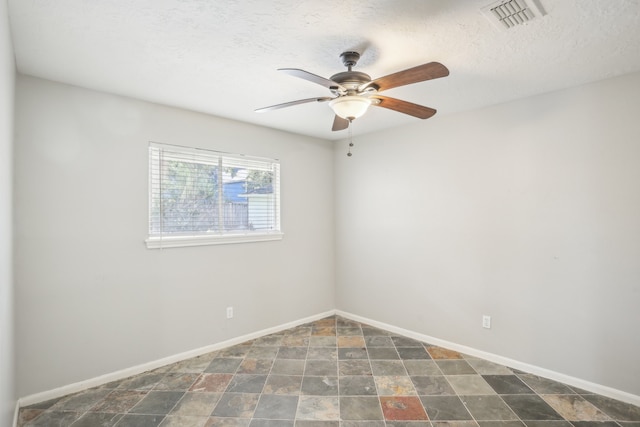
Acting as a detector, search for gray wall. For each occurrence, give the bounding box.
[14,76,335,397]
[11,66,640,402]
[335,71,640,396]
[0,0,15,423]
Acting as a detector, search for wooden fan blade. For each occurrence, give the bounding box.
[370,95,437,119]
[332,115,350,131]
[255,97,333,113]
[279,68,346,91]
[361,62,449,92]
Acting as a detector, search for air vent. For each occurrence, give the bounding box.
[481,0,546,30]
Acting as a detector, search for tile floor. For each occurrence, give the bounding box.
[18,316,640,426]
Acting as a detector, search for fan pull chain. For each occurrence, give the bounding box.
[347,119,354,157]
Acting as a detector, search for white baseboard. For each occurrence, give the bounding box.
[18,310,336,408]
[336,310,640,407]
[13,400,19,427]
[17,308,640,412]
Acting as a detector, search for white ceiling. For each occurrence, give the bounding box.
[7,0,640,141]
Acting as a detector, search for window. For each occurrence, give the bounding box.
[147,142,282,248]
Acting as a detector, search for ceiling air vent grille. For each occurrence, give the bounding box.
[481,0,546,30]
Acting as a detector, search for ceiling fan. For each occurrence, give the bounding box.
[255,51,449,131]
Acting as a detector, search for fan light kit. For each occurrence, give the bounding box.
[329,96,372,120]
[256,51,449,132]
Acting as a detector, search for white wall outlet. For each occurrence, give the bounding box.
[482,315,491,329]
[226,306,233,319]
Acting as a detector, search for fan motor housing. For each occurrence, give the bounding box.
[330,71,372,92]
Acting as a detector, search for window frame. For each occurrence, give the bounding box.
[146,142,283,249]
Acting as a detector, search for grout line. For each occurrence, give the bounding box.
[363,325,387,424]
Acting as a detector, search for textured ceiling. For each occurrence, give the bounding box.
[7,0,640,141]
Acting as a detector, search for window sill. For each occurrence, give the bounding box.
[145,232,284,249]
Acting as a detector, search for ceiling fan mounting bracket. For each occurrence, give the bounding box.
[340,51,361,71]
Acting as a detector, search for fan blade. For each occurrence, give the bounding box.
[255,97,333,113]
[279,68,346,91]
[361,62,449,92]
[370,95,437,119]
[332,115,350,131]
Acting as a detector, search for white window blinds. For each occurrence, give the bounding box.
[147,142,282,248]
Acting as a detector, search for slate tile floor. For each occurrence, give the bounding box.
[18,316,640,426]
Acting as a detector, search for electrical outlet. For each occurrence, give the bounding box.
[226,306,233,319]
[482,315,491,329]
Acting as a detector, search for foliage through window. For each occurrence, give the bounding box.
[147,142,281,248]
